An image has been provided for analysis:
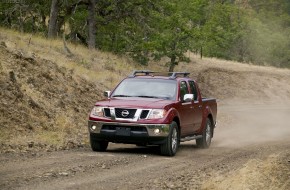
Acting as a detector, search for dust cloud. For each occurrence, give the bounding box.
[213,103,290,147]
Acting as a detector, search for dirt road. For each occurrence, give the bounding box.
[1,103,290,190]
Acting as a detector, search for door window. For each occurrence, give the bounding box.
[180,81,189,101]
[189,81,198,101]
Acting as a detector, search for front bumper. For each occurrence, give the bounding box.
[88,120,170,136]
[88,120,170,144]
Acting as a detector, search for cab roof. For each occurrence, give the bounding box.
[128,70,191,80]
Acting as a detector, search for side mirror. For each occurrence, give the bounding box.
[104,91,111,98]
[183,94,194,102]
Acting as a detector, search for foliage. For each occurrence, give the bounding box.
[148,0,194,71]
[231,0,290,68]
[0,0,289,69]
[201,2,242,59]
[0,0,50,33]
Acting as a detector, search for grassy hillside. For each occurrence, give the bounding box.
[1,28,290,153]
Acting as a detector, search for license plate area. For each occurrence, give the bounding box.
[116,127,131,136]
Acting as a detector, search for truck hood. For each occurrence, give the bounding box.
[95,97,174,109]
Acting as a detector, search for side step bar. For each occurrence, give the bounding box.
[180,135,202,142]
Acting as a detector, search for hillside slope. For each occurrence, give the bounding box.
[0,45,104,152]
[176,56,290,104]
[1,29,290,153]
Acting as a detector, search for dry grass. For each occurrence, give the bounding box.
[1,28,289,79]
[176,53,290,76]
[202,152,290,190]
[3,27,288,90]
[0,28,147,89]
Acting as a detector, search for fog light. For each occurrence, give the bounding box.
[154,128,160,135]
[91,125,97,131]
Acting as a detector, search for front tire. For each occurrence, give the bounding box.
[90,135,108,152]
[160,121,179,156]
[196,118,212,148]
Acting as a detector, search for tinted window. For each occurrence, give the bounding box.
[180,81,189,101]
[189,81,198,101]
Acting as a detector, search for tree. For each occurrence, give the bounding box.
[148,0,210,71]
[48,0,59,38]
[1,0,289,68]
[47,0,96,47]
[200,1,242,60]
[143,1,186,71]
[233,0,290,68]
[87,0,96,49]
[0,0,50,33]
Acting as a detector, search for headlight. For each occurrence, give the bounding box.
[148,109,166,119]
[92,106,104,117]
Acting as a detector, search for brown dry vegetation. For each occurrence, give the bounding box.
[0,28,150,152]
[1,27,290,154]
[202,151,290,190]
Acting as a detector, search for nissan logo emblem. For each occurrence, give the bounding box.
[121,110,129,117]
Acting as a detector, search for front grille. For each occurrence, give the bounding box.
[140,110,149,119]
[115,108,136,119]
[104,108,111,117]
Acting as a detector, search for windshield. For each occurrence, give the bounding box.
[111,78,177,100]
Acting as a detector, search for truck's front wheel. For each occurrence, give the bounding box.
[160,121,179,156]
[90,135,108,152]
[196,118,212,148]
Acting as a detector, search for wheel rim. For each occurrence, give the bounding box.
[205,121,211,145]
[171,128,178,152]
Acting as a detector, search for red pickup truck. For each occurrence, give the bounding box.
[88,71,217,156]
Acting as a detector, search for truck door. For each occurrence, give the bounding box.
[179,81,194,136]
[188,81,203,132]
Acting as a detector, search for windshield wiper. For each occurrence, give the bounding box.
[159,96,171,100]
[136,95,161,99]
[112,94,132,97]
[113,95,170,99]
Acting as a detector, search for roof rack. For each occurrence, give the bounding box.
[129,70,155,77]
[128,70,190,79]
[169,72,190,79]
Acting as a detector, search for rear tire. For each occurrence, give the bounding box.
[160,121,179,156]
[196,118,212,148]
[90,135,108,152]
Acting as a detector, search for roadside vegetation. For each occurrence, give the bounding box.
[0,0,289,70]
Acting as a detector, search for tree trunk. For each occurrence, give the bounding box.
[87,0,96,49]
[19,6,24,33]
[169,55,176,72]
[48,0,59,38]
[169,42,177,72]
